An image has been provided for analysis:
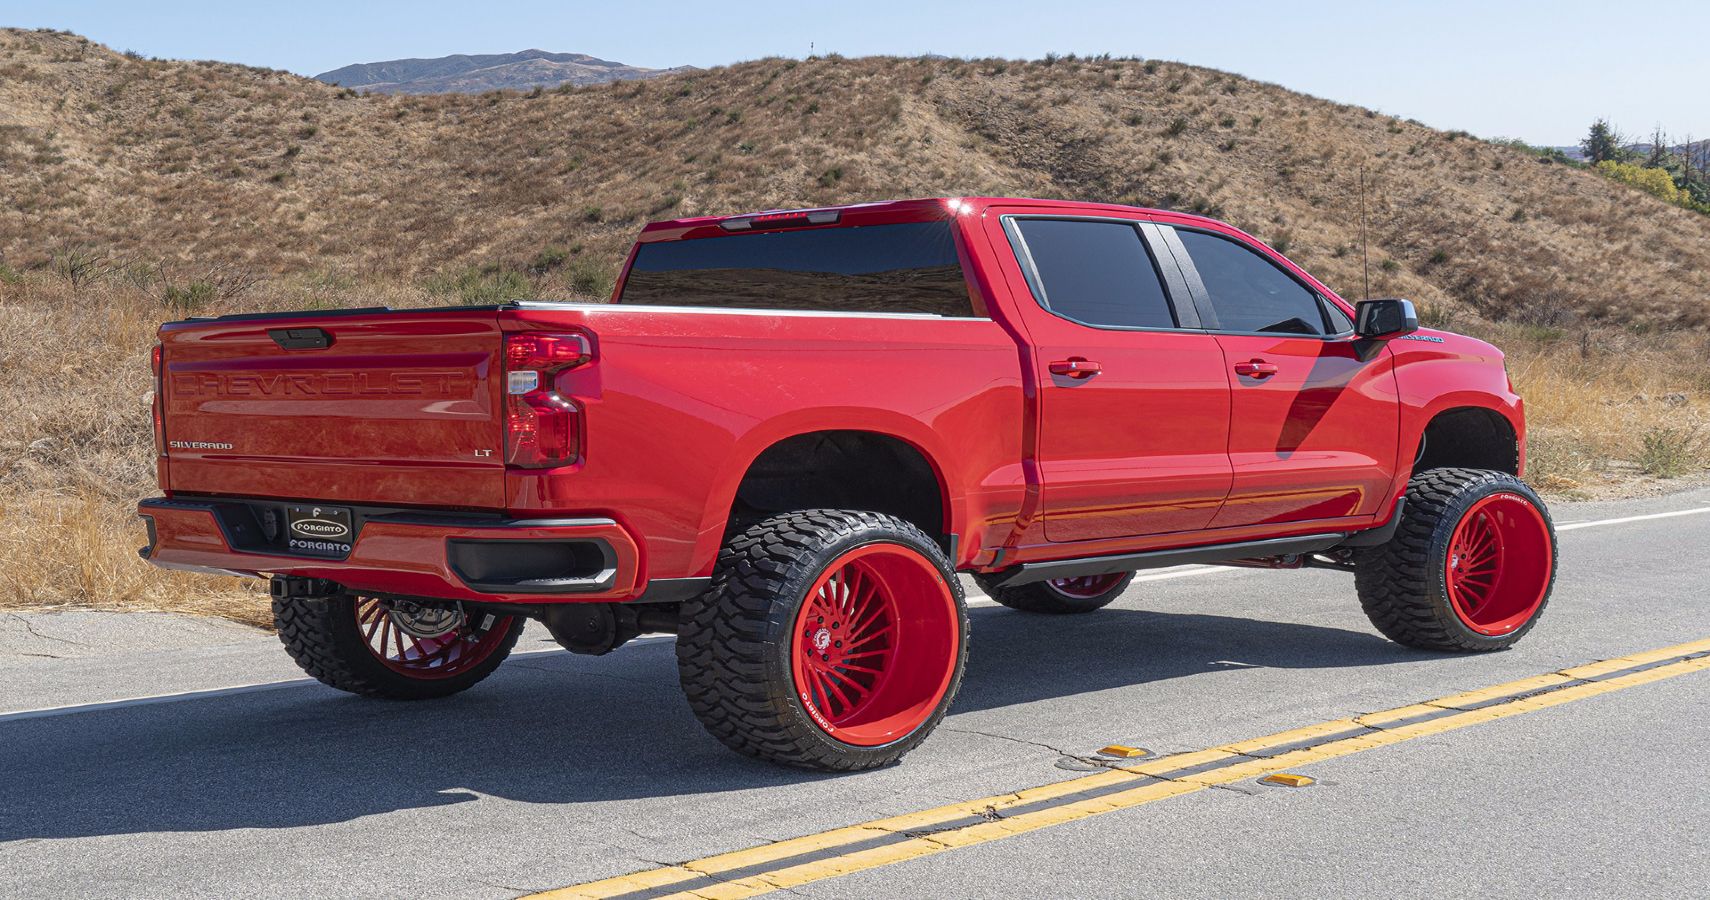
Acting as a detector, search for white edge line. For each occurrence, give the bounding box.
[0,679,311,723]
[0,644,579,722]
[6,506,1703,722]
[1556,506,1710,532]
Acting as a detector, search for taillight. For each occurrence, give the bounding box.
[151,344,165,456]
[503,332,591,468]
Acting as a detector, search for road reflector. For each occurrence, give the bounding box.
[1260,773,1315,788]
[1098,745,1150,759]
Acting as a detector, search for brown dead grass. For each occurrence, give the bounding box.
[1,30,1707,625]
[1502,327,1710,494]
[8,30,1710,328]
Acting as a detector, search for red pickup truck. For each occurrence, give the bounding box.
[140,197,1556,769]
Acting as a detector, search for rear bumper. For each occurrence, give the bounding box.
[137,497,642,603]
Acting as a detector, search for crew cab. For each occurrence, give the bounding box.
[139,198,1557,770]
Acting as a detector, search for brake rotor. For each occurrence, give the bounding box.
[386,600,466,640]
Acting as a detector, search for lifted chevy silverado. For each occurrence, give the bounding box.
[140,198,1557,770]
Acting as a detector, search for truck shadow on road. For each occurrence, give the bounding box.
[1,606,1418,842]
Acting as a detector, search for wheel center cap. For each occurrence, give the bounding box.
[813,628,832,652]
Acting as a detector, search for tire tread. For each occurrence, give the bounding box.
[676,509,967,770]
[1354,467,1555,652]
[273,594,520,699]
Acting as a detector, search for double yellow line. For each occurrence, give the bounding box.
[532,637,1710,900]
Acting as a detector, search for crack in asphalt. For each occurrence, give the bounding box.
[4,613,88,647]
[941,726,1123,770]
[472,877,543,894]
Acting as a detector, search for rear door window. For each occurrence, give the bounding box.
[1012,219,1178,329]
[619,221,974,317]
[1174,229,1328,335]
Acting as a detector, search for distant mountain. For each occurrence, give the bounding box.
[313,49,691,94]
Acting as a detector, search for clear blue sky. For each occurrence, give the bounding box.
[10,0,1704,145]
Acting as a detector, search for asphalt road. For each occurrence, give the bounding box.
[3,486,1709,899]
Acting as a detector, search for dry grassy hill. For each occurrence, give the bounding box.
[2,28,1706,623]
[8,28,1710,325]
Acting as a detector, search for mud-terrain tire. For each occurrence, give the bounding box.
[274,593,523,699]
[1354,467,1556,652]
[676,510,968,770]
[972,571,1136,614]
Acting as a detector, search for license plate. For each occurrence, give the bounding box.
[284,505,355,558]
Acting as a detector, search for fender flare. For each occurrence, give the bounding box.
[686,409,965,576]
[1390,391,1526,501]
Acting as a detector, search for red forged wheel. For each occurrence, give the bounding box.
[275,591,523,699]
[1443,493,1553,636]
[354,597,517,679]
[972,568,1136,614]
[1354,467,1557,652]
[1045,573,1130,600]
[677,510,968,769]
[790,544,961,747]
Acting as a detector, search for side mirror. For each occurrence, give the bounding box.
[1354,298,1419,339]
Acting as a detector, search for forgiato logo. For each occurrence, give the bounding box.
[290,518,350,539]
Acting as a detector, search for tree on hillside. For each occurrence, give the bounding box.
[1582,119,1630,164]
[1646,126,1671,168]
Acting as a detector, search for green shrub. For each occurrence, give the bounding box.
[1638,426,1702,477]
[428,265,530,305]
[529,246,569,274]
[1594,160,1701,213]
[569,261,612,298]
[162,280,216,310]
[1415,303,1459,329]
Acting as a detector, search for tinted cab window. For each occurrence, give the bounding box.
[1175,229,1329,335]
[1013,219,1177,329]
[621,221,973,317]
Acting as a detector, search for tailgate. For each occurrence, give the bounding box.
[160,309,507,509]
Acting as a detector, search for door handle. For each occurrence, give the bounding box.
[1233,359,1279,379]
[1049,358,1102,379]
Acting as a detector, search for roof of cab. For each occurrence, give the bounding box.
[638,197,1229,236]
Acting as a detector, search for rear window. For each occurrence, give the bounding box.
[619,221,975,317]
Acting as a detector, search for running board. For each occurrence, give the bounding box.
[983,532,1348,589]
